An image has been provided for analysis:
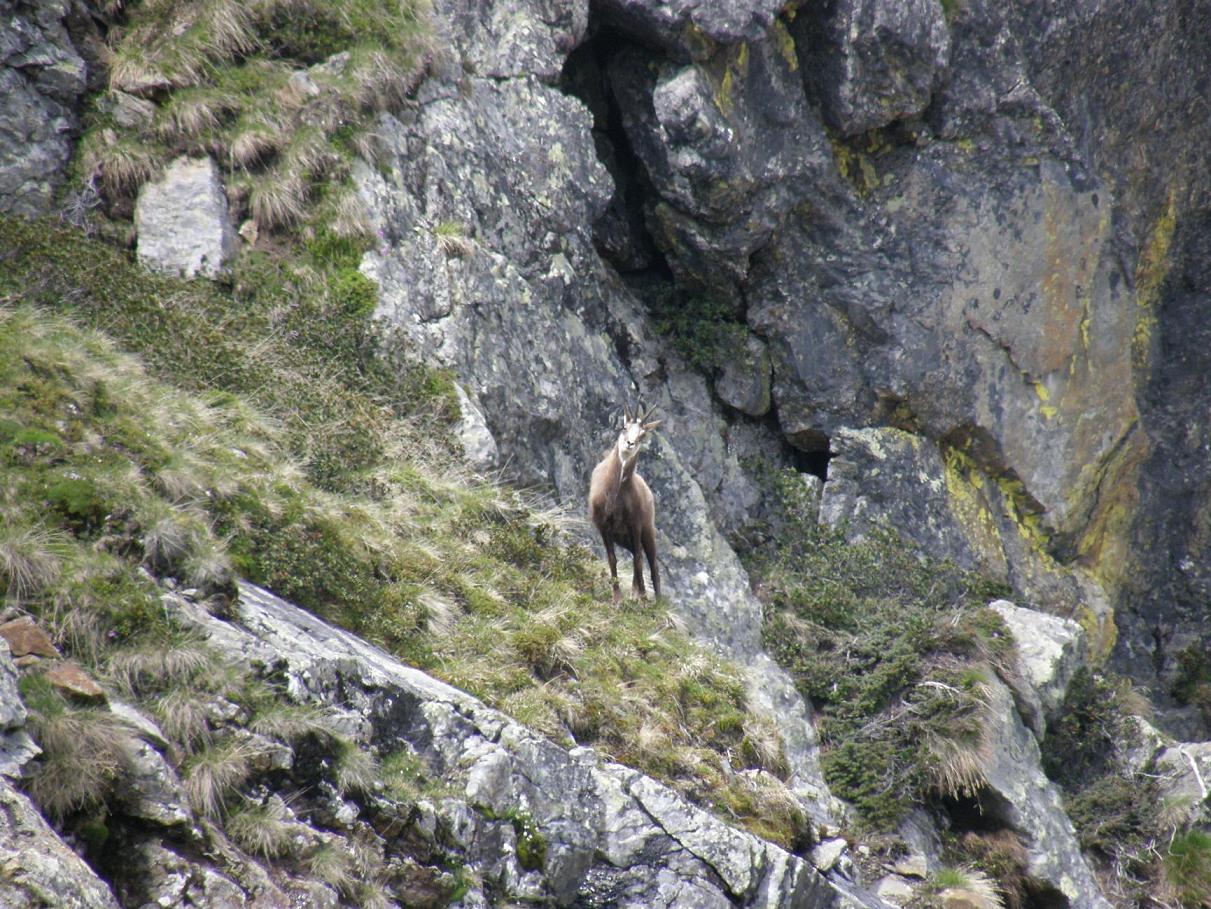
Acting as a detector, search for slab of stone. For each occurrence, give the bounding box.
[810,838,847,872]
[0,616,59,658]
[135,156,236,279]
[874,874,915,906]
[44,661,105,701]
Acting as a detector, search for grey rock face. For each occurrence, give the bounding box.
[180,582,858,908]
[135,156,237,279]
[609,34,830,290]
[980,678,1111,909]
[0,778,120,909]
[795,0,951,136]
[0,0,87,216]
[716,334,771,417]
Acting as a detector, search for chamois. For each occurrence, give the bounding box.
[588,404,661,603]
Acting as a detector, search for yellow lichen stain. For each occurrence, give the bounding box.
[772,20,798,71]
[547,143,566,166]
[1132,188,1178,373]
[1073,424,1147,601]
[711,43,749,117]
[999,477,1050,557]
[830,137,878,196]
[955,138,975,153]
[941,446,1010,579]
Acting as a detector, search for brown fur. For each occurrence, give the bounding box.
[588,415,660,603]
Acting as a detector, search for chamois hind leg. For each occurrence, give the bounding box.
[630,527,646,599]
[601,531,621,604]
[642,524,659,599]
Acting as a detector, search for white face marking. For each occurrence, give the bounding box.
[618,420,646,463]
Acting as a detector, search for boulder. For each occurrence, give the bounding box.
[44,661,105,701]
[1153,742,1211,827]
[0,616,59,658]
[115,740,192,827]
[795,0,951,136]
[135,156,236,279]
[989,599,1085,737]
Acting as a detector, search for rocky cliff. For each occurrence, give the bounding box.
[5,0,1211,905]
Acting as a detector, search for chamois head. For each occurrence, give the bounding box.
[617,403,661,466]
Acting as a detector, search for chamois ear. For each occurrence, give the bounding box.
[642,420,662,433]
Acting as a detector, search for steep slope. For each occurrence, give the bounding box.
[5,0,1211,906]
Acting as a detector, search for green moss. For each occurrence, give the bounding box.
[509,811,547,872]
[645,285,749,374]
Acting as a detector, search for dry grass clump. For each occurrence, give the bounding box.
[249,169,306,230]
[82,0,435,233]
[929,867,1005,909]
[108,631,217,695]
[20,677,135,820]
[184,736,261,818]
[80,132,160,202]
[227,794,297,858]
[0,523,63,602]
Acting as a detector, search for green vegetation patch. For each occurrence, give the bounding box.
[751,470,1013,831]
[0,223,804,847]
[645,285,750,374]
[0,217,456,492]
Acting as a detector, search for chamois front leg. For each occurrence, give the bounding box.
[601,531,621,604]
[642,524,659,599]
[630,526,646,599]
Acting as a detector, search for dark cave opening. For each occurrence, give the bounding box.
[789,441,831,482]
[938,792,1072,909]
[559,24,668,279]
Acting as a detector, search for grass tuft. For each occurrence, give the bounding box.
[0,523,63,601]
[21,677,134,820]
[184,736,260,819]
[227,794,296,858]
